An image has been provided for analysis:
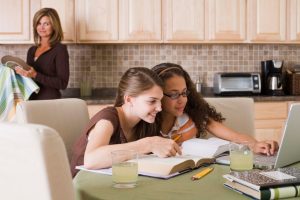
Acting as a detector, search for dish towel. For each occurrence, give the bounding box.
[0,64,40,121]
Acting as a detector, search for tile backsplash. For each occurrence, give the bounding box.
[1,44,300,88]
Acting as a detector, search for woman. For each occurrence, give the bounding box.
[152,63,278,155]
[15,8,69,100]
[71,67,181,177]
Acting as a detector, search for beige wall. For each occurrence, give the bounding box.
[1,44,299,88]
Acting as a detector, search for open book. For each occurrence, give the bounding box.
[76,154,214,179]
[136,137,229,177]
[181,137,229,157]
[77,137,229,178]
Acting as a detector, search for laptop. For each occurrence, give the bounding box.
[216,103,300,169]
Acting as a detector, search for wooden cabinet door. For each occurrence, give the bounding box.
[37,0,75,42]
[164,0,205,42]
[119,0,162,42]
[206,0,246,42]
[254,102,288,143]
[287,0,300,42]
[77,0,118,42]
[0,0,31,43]
[248,0,286,42]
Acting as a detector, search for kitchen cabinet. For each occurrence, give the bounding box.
[164,0,205,42]
[206,0,246,42]
[164,0,246,42]
[2,0,300,44]
[0,0,36,43]
[119,0,162,42]
[248,0,286,42]
[37,0,76,42]
[254,101,290,143]
[77,0,161,43]
[287,0,300,42]
[76,0,118,42]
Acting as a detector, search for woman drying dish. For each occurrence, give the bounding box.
[15,8,69,100]
[71,67,181,177]
[152,63,279,155]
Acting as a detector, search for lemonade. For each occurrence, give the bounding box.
[112,161,138,188]
[230,150,253,171]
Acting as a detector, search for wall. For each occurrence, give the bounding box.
[1,44,299,88]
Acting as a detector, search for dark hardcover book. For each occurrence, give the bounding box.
[224,180,300,200]
[223,167,300,190]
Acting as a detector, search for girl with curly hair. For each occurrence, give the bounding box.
[152,63,278,155]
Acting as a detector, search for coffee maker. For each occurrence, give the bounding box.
[261,60,285,96]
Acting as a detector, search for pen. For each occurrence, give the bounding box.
[191,167,214,181]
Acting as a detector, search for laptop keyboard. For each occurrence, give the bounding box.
[255,154,276,163]
[253,153,278,169]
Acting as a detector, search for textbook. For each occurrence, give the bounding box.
[136,154,215,177]
[76,164,183,179]
[77,137,229,178]
[76,154,215,179]
[137,137,230,177]
[224,180,300,200]
[181,137,229,158]
[223,167,300,191]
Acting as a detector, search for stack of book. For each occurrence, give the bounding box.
[223,167,300,200]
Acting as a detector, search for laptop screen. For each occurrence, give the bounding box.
[274,103,300,168]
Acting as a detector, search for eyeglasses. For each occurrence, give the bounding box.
[163,90,190,100]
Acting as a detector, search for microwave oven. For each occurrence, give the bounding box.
[213,72,261,95]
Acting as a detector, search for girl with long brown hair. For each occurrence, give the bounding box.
[71,67,181,177]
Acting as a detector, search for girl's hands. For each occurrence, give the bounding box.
[148,136,182,157]
[252,140,279,156]
[15,66,37,78]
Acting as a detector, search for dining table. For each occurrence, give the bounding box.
[73,162,300,200]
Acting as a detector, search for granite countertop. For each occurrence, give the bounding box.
[62,88,300,105]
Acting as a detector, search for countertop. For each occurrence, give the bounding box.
[61,88,300,105]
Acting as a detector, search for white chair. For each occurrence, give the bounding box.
[16,98,90,162]
[0,123,75,200]
[204,97,255,137]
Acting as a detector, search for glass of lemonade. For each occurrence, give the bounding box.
[229,142,253,171]
[111,150,138,188]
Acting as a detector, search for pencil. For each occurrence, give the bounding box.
[173,134,181,142]
[191,167,214,181]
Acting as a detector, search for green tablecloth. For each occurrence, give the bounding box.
[73,163,300,200]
